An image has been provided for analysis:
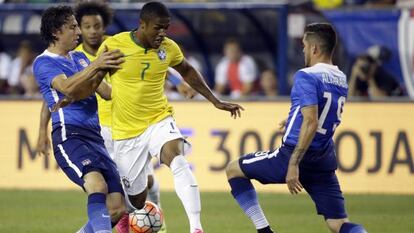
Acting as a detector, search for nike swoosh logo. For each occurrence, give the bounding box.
[170,131,178,134]
[102,214,110,218]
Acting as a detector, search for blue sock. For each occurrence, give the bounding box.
[340,222,367,233]
[87,193,112,233]
[77,222,93,233]
[228,177,270,230]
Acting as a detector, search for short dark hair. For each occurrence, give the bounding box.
[225,38,240,46]
[75,1,113,28]
[40,6,74,46]
[140,1,170,22]
[304,23,337,55]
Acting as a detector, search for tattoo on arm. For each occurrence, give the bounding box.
[290,148,306,166]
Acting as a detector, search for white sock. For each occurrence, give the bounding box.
[170,155,202,232]
[148,177,161,206]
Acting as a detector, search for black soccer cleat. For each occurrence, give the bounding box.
[257,226,275,233]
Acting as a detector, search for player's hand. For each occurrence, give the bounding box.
[214,101,244,119]
[176,82,197,99]
[51,96,74,112]
[278,119,287,131]
[95,46,125,70]
[286,164,303,194]
[36,132,51,157]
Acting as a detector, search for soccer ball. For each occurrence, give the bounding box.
[129,201,164,233]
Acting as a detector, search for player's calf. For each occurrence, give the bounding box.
[106,192,127,224]
[128,188,148,210]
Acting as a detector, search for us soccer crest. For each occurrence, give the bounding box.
[79,59,88,68]
[157,48,167,61]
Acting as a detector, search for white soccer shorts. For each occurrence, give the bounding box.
[100,125,115,160]
[113,116,191,195]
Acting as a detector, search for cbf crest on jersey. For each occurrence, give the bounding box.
[157,47,167,61]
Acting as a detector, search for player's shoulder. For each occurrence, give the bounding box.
[33,50,55,67]
[105,31,130,44]
[74,43,83,52]
[300,63,344,76]
[162,37,179,47]
[70,50,86,57]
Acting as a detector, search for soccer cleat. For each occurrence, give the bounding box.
[257,226,274,233]
[115,213,129,233]
[193,229,203,233]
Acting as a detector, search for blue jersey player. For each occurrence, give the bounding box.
[33,6,126,233]
[226,23,368,233]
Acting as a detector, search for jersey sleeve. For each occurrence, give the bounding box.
[33,57,64,89]
[293,71,318,107]
[168,39,184,67]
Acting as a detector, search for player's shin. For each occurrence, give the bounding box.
[87,193,112,233]
[170,155,202,233]
[228,177,272,232]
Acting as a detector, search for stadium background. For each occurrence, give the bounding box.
[0,1,413,233]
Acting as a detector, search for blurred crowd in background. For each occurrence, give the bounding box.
[0,0,411,100]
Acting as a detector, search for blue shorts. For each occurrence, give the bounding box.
[239,145,347,219]
[52,126,123,194]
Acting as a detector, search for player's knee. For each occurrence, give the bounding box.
[83,174,108,194]
[160,139,183,166]
[85,182,108,194]
[226,160,243,180]
[326,218,349,233]
[106,193,127,222]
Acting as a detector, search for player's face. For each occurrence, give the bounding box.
[142,16,170,49]
[54,15,81,51]
[79,15,105,49]
[302,35,311,67]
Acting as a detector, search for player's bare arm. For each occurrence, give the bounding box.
[286,105,318,194]
[36,101,51,156]
[173,58,244,118]
[96,79,112,100]
[51,48,123,101]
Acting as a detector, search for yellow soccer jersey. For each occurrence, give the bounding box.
[75,41,112,127]
[98,31,184,140]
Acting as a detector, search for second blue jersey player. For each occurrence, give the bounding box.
[33,6,126,233]
[226,23,368,233]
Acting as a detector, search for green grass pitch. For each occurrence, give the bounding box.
[0,190,413,233]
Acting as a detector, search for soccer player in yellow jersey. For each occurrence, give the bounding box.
[98,2,244,233]
[36,2,193,233]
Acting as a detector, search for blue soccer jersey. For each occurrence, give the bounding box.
[283,63,348,149]
[33,50,100,142]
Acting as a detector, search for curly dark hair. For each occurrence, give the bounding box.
[40,6,74,46]
[75,1,113,28]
